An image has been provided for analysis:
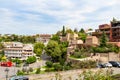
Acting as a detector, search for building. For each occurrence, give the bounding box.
[92,18,120,42]
[60,33,78,42]
[92,24,112,41]
[36,34,52,45]
[3,42,34,60]
[85,29,94,36]
[85,36,99,46]
[111,19,120,42]
[22,44,34,60]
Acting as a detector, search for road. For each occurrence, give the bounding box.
[0,66,19,80]
[0,60,46,80]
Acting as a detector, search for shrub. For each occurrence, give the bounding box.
[26,56,36,64]
[35,68,41,74]
[71,60,96,69]
[79,70,113,80]
[46,61,53,68]
[22,68,27,72]
[29,67,33,72]
[53,63,63,71]
[17,70,24,76]
[12,58,22,64]
[64,65,70,70]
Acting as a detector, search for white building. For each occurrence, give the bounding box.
[3,42,34,60]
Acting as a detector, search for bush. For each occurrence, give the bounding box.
[35,68,41,74]
[12,58,22,64]
[26,56,36,64]
[46,61,53,68]
[71,48,88,58]
[22,68,27,72]
[64,65,70,70]
[92,45,120,53]
[17,70,24,76]
[79,70,113,80]
[71,60,96,69]
[53,63,63,71]
[93,47,110,53]
[29,67,33,72]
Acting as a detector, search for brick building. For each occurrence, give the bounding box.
[92,18,120,42]
[111,19,120,42]
[92,24,112,41]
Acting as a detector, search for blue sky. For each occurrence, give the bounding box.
[0,0,120,35]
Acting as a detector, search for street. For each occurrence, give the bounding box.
[0,60,46,80]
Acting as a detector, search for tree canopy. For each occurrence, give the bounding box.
[34,42,44,57]
[45,40,61,62]
[100,31,107,47]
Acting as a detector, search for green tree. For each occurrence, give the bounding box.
[21,36,35,43]
[53,63,63,71]
[34,42,44,57]
[74,28,78,33]
[0,43,4,50]
[78,33,87,43]
[46,61,53,67]
[79,28,85,33]
[51,34,60,42]
[12,58,22,64]
[45,40,61,62]
[59,41,68,61]
[100,31,107,47]
[66,29,73,34]
[35,68,41,74]
[62,26,66,36]
[26,56,36,64]
[10,34,19,41]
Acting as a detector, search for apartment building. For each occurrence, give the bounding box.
[3,42,34,60]
[92,18,120,42]
[92,24,112,41]
[111,19,120,42]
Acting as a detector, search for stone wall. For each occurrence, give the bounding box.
[99,52,120,62]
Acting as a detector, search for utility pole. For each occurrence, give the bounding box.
[5,68,9,80]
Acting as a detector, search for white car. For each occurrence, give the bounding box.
[104,63,112,68]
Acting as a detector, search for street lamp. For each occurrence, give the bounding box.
[5,68,9,80]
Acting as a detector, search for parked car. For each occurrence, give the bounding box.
[97,63,105,68]
[109,61,120,67]
[9,76,29,80]
[104,63,112,68]
[0,61,12,67]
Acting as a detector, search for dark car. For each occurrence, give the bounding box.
[109,61,120,67]
[97,63,105,68]
[9,76,29,80]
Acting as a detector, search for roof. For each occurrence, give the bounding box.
[39,34,51,37]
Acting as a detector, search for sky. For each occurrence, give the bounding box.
[0,0,120,35]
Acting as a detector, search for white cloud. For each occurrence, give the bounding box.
[0,0,120,34]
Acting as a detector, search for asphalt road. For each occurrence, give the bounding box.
[0,60,46,80]
[0,66,18,80]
